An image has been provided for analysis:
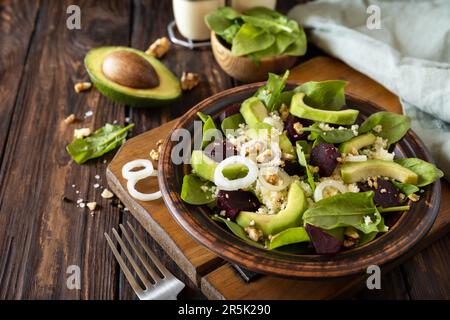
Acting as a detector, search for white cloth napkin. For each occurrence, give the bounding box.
[288,0,450,178]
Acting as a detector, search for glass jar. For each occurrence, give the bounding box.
[172,0,225,41]
[231,0,277,12]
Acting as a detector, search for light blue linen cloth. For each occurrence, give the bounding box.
[288,0,450,179]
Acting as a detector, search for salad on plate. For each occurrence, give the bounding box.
[180,71,443,254]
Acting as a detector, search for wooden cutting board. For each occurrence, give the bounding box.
[106,56,450,299]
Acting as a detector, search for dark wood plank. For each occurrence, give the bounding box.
[403,233,450,299]
[0,0,40,168]
[0,0,130,299]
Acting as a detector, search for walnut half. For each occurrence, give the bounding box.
[180,72,200,91]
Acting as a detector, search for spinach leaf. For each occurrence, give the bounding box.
[205,7,241,42]
[395,158,443,187]
[66,123,134,164]
[391,180,419,196]
[294,80,347,111]
[296,141,316,192]
[358,216,388,246]
[300,126,356,144]
[222,23,241,43]
[221,113,244,133]
[266,227,310,250]
[254,70,289,112]
[359,112,411,146]
[232,23,275,56]
[211,215,264,248]
[302,191,382,234]
[181,174,216,205]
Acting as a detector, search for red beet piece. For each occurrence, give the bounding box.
[357,178,401,208]
[216,190,260,220]
[305,224,342,254]
[204,139,237,162]
[284,115,313,144]
[310,143,341,177]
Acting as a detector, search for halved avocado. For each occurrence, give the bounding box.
[236,181,307,236]
[339,133,377,153]
[341,160,418,184]
[290,92,359,125]
[85,47,181,107]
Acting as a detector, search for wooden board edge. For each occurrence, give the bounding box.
[106,168,224,286]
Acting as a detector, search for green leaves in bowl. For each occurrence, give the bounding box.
[205,6,306,61]
[66,123,134,164]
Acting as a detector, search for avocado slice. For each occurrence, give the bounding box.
[240,97,296,158]
[236,181,307,236]
[240,97,271,129]
[190,150,248,182]
[290,92,359,125]
[339,133,377,154]
[85,47,181,107]
[341,160,418,184]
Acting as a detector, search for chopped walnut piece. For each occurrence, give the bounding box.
[149,149,160,161]
[408,193,420,202]
[344,227,359,240]
[101,189,114,199]
[244,226,263,242]
[145,37,170,58]
[293,122,303,134]
[73,128,91,139]
[180,72,200,91]
[74,82,92,93]
[343,239,356,248]
[64,114,77,124]
[279,104,289,121]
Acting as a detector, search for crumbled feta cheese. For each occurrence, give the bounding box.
[364,216,372,225]
[373,125,383,133]
[351,124,359,136]
[360,137,394,161]
[101,189,114,199]
[318,122,333,131]
[74,128,91,139]
[347,183,360,193]
[86,202,97,211]
[84,110,93,118]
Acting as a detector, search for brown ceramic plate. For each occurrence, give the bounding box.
[158,83,441,279]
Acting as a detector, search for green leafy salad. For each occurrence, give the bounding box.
[205,7,307,61]
[181,71,443,254]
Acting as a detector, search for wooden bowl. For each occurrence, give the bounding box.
[158,83,441,279]
[211,32,298,83]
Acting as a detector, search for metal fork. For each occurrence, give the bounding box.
[105,221,185,300]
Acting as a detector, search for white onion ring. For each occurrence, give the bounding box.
[258,167,291,191]
[122,159,154,181]
[214,156,258,191]
[314,180,348,202]
[126,178,162,201]
[345,155,368,162]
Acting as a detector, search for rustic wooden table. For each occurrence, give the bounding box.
[0,0,448,300]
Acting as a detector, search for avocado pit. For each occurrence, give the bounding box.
[102,50,159,89]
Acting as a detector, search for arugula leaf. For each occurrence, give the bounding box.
[395,158,444,187]
[359,112,411,146]
[296,141,316,192]
[211,215,264,248]
[391,180,419,196]
[254,70,289,112]
[181,174,215,205]
[66,123,134,164]
[300,126,356,144]
[302,192,382,234]
[294,80,347,111]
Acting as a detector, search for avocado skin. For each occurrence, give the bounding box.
[236,181,307,236]
[84,47,181,108]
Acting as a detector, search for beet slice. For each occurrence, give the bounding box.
[204,139,237,162]
[282,160,305,177]
[310,143,341,177]
[284,115,313,144]
[357,178,401,208]
[216,190,260,221]
[305,224,342,254]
